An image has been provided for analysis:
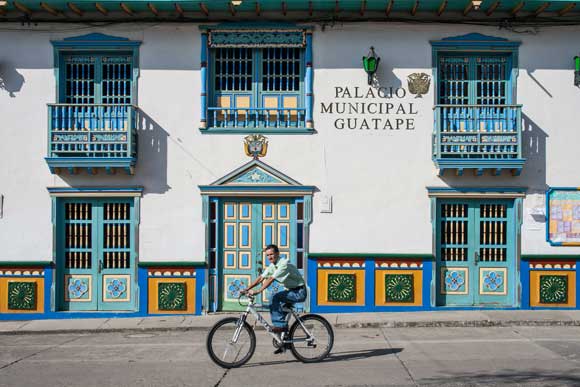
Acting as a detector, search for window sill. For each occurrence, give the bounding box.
[199,127,316,135]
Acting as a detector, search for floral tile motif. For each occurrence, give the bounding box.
[480,268,507,295]
[227,278,248,299]
[7,282,36,310]
[106,278,127,299]
[327,273,356,302]
[385,274,414,303]
[539,275,568,304]
[158,282,187,311]
[66,276,91,301]
[441,268,468,294]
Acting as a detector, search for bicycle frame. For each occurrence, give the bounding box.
[234,298,314,346]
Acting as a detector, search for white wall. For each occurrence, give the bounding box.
[1,22,580,263]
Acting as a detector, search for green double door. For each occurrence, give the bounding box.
[218,199,300,311]
[56,198,137,311]
[436,199,516,306]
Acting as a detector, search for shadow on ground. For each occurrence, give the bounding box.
[420,369,580,386]
[243,347,403,368]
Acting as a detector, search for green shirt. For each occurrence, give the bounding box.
[261,258,305,289]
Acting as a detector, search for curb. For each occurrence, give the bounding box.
[2,319,580,335]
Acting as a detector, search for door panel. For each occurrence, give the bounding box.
[58,199,136,311]
[436,199,515,307]
[218,199,299,311]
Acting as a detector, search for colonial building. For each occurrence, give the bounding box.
[1,0,580,318]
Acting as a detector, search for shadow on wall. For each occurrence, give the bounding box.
[55,110,171,193]
[520,112,548,192]
[0,62,25,97]
[137,110,171,195]
[436,112,548,189]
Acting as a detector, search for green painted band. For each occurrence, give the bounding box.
[0,261,52,267]
[521,255,580,260]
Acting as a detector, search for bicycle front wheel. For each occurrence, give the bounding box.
[206,317,256,368]
[289,314,334,363]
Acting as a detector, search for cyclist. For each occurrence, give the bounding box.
[242,244,306,354]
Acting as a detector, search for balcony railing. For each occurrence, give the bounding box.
[207,107,306,131]
[433,104,525,175]
[46,104,138,174]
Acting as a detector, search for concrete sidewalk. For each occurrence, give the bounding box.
[1,309,580,335]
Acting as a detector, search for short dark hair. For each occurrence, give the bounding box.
[264,244,279,254]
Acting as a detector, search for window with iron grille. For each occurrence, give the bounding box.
[431,34,523,168]
[201,27,314,133]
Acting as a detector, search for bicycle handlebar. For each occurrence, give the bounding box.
[238,292,255,306]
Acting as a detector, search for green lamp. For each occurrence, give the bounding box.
[362,47,380,85]
[575,56,580,87]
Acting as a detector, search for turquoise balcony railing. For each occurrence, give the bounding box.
[46,104,138,174]
[207,107,306,132]
[433,105,525,176]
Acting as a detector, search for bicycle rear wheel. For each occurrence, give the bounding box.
[206,317,256,368]
[289,314,334,363]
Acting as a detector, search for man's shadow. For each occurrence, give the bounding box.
[242,347,403,367]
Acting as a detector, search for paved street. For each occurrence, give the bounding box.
[1,326,580,386]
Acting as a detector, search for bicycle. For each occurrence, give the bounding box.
[206,293,334,368]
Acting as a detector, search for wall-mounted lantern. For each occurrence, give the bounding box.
[575,56,580,87]
[362,47,380,85]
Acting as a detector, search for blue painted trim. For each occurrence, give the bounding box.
[62,33,133,43]
[196,267,206,315]
[422,260,433,308]
[577,262,580,309]
[307,254,317,311]
[437,33,510,42]
[520,253,531,309]
[305,32,313,127]
[431,32,521,49]
[47,187,144,194]
[52,33,141,48]
[138,266,148,314]
[434,159,526,169]
[199,128,315,135]
[426,187,527,194]
[364,257,374,308]
[199,185,316,193]
[46,157,136,168]
[200,32,208,127]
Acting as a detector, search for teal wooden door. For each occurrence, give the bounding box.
[57,199,136,311]
[436,199,515,306]
[219,199,297,311]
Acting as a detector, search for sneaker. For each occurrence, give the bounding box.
[273,343,292,355]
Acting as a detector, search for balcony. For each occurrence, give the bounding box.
[205,107,307,133]
[46,104,138,174]
[433,105,525,176]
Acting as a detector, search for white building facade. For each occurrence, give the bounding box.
[1,0,580,317]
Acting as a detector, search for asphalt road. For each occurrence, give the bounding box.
[1,326,580,386]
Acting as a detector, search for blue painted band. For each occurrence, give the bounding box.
[426,187,527,194]
[47,187,144,194]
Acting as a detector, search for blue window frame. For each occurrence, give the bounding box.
[430,33,524,175]
[200,25,314,134]
[47,33,141,174]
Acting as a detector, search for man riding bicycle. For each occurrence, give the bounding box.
[242,244,306,354]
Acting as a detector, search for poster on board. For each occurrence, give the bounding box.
[547,188,580,245]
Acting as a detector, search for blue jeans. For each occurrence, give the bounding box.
[270,287,307,328]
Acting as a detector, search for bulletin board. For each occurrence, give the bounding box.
[547,187,580,246]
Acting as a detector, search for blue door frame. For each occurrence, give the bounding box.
[56,198,137,311]
[436,198,517,306]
